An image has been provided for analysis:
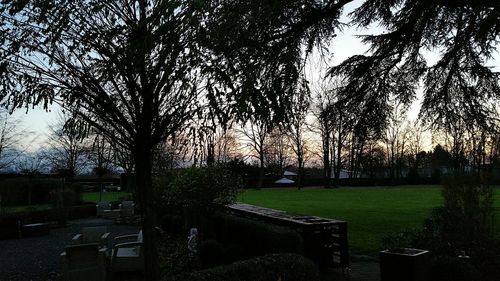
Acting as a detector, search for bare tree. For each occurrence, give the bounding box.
[265,127,291,175]
[383,102,410,181]
[0,109,29,171]
[287,90,310,188]
[406,121,428,177]
[240,119,270,188]
[88,134,116,201]
[43,114,89,177]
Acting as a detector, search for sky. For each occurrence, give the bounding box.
[9,0,500,151]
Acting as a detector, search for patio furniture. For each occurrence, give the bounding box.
[103,209,121,219]
[119,201,135,217]
[21,222,50,237]
[61,243,107,281]
[96,201,111,217]
[72,226,110,248]
[110,230,144,273]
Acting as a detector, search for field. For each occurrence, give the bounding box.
[81,191,131,203]
[239,185,500,255]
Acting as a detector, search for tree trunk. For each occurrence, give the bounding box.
[335,128,342,188]
[323,127,331,189]
[297,155,303,190]
[134,144,160,281]
[257,153,264,189]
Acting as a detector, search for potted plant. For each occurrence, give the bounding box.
[380,247,430,281]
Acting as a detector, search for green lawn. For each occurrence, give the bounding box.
[239,185,500,255]
[2,204,53,214]
[82,191,131,203]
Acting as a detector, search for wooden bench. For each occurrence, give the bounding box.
[22,222,50,237]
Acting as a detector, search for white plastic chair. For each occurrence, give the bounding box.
[96,201,111,217]
[110,230,144,273]
[119,201,135,217]
[72,226,110,249]
[61,243,107,281]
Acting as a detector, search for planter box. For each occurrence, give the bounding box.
[380,248,429,281]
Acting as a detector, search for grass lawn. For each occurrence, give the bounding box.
[82,191,131,203]
[2,204,53,214]
[239,185,500,255]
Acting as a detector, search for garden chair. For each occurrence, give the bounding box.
[110,230,144,273]
[119,201,135,217]
[72,226,110,249]
[61,243,107,281]
[96,201,111,217]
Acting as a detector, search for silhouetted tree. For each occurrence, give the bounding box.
[240,119,270,188]
[287,89,310,188]
[43,114,89,177]
[0,109,30,171]
[330,1,500,132]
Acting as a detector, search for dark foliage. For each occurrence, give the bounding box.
[198,240,245,268]
[330,0,500,131]
[382,173,499,281]
[162,165,241,215]
[169,253,320,281]
[429,256,480,281]
[212,213,304,258]
[0,178,63,206]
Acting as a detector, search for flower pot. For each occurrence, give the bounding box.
[380,248,430,281]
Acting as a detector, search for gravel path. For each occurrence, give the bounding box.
[0,218,140,281]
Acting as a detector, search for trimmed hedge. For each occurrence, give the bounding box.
[0,217,21,239]
[0,178,64,206]
[170,253,320,281]
[68,203,97,219]
[199,240,245,268]
[0,203,96,228]
[213,213,304,258]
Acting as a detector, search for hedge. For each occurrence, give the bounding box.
[212,212,304,258]
[170,253,320,281]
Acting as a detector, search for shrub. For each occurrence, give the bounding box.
[429,256,480,281]
[213,213,304,258]
[49,189,75,224]
[0,177,63,207]
[169,253,320,281]
[68,203,97,219]
[161,165,241,231]
[0,216,21,239]
[198,240,245,268]
[164,165,241,213]
[381,173,500,281]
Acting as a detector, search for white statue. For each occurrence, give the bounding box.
[187,227,198,255]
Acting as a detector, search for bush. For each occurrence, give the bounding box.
[0,177,63,207]
[160,165,241,231]
[382,173,500,281]
[213,213,304,258]
[169,253,320,281]
[163,165,241,213]
[49,189,75,224]
[68,203,97,219]
[198,240,245,268]
[429,256,480,281]
[0,216,21,239]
